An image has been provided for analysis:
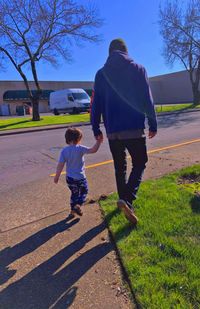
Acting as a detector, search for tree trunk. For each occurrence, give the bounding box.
[192,84,200,106]
[32,97,40,121]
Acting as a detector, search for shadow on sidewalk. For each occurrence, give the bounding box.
[0,218,80,285]
[0,221,111,309]
[157,110,200,129]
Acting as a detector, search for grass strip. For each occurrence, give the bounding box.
[100,165,200,309]
[155,104,194,113]
[155,103,200,113]
[0,113,90,131]
[0,104,200,131]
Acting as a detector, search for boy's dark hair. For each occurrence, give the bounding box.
[109,38,128,55]
[65,127,82,144]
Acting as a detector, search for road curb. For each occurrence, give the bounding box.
[0,121,92,137]
[0,108,200,137]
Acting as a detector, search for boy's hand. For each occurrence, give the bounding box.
[54,175,59,184]
[96,133,103,143]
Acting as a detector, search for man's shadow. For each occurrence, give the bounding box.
[0,218,80,285]
[157,110,199,129]
[0,221,111,309]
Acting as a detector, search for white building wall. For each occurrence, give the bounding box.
[150,70,194,104]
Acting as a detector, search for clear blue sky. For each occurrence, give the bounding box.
[0,0,185,82]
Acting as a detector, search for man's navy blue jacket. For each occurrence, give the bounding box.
[91,50,157,136]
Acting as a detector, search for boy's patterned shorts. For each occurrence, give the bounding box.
[66,176,88,210]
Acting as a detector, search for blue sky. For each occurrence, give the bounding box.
[0,0,185,82]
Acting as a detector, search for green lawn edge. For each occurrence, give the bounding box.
[0,104,199,131]
[0,114,90,131]
[100,165,200,309]
[155,103,200,113]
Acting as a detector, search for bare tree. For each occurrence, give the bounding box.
[159,0,200,105]
[0,0,102,120]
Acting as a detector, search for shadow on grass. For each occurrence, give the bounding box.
[103,207,139,308]
[114,224,136,241]
[104,208,119,224]
[104,208,136,240]
[0,119,32,130]
[0,221,111,309]
[190,194,200,213]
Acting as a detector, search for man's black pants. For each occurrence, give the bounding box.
[108,137,148,208]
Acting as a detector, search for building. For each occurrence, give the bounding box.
[0,81,93,115]
[150,70,194,104]
[0,70,196,116]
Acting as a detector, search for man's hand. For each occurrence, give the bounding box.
[148,131,157,139]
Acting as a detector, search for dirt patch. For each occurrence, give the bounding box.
[178,173,200,184]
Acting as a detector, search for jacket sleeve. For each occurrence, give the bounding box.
[141,68,157,132]
[90,71,103,136]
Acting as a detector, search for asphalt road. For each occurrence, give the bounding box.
[0,110,200,194]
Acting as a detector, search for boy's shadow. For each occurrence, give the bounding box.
[0,221,111,309]
[0,217,80,285]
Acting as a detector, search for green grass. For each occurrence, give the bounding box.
[155,103,200,113]
[0,104,199,131]
[0,113,90,131]
[100,165,200,309]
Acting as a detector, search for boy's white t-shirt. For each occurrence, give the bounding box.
[59,144,90,180]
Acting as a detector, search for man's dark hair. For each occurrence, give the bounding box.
[109,38,128,55]
[65,127,82,144]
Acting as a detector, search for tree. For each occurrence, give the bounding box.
[159,0,200,105]
[0,0,101,120]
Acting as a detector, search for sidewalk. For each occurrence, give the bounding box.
[1,107,200,136]
[0,141,199,308]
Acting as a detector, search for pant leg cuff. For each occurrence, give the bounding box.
[126,201,134,210]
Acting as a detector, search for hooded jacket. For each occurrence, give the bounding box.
[91,50,157,137]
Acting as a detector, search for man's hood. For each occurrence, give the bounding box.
[100,50,144,114]
[104,50,134,70]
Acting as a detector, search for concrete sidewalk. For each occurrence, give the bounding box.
[0,142,200,308]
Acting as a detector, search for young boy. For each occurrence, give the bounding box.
[54,127,102,218]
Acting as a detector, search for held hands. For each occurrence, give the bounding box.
[148,131,157,139]
[95,133,103,143]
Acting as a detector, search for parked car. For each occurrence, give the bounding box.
[49,88,90,115]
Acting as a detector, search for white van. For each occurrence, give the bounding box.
[49,88,90,115]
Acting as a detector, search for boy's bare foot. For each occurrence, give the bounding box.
[117,199,138,225]
[74,205,83,216]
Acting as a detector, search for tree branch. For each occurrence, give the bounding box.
[0,46,32,97]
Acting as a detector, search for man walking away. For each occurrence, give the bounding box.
[91,38,157,225]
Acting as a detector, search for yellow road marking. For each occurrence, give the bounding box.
[50,138,200,177]
[148,138,200,154]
